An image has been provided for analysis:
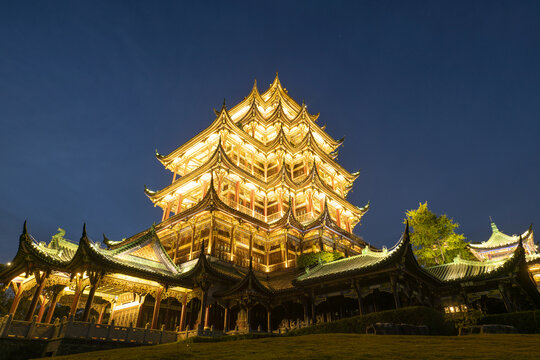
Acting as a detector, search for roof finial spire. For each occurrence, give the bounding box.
[490,217,499,233]
[23,220,28,235]
[82,223,87,237]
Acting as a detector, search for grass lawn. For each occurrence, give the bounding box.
[47,333,540,360]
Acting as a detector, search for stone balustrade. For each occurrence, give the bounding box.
[0,314,181,344]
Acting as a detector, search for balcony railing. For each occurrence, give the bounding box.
[296,212,316,224]
[221,197,266,222]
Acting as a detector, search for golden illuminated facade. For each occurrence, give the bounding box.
[2,75,539,337]
[145,74,369,271]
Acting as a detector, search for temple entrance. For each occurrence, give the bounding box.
[315,295,358,323]
[185,297,201,330]
[207,303,225,331]
[249,304,267,332]
[271,301,303,330]
[362,290,395,314]
[475,295,507,315]
[158,297,182,330]
[228,305,241,331]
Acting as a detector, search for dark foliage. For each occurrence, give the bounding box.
[286,306,449,336]
[478,310,540,334]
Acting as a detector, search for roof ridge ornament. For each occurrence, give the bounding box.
[490,217,499,233]
[23,220,28,235]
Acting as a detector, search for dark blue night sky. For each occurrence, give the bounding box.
[1,1,539,262]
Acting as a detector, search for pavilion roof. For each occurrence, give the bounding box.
[294,223,416,285]
[427,236,527,283]
[468,221,533,250]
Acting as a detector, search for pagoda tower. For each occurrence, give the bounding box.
[145,74,370,272]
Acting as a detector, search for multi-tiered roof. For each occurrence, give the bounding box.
[147,75,367,229]
[142,74,369,271]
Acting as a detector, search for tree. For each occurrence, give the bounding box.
[297,251,343,268]
[404,202,474,267]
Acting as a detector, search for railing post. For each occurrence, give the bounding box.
[126,322,133,342]
[52,318,61,339]
[106,319,115,341]
[26,315,38,339]
[159,324,165,344]
[86,318,95,339]
[143,323,150,343]
[1,314,13,338]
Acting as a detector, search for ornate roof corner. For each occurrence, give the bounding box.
[102,234,118,249]
[155,149,166,161]
[360,201,370,212]
[23,220,28,235]
[144,185,156,196]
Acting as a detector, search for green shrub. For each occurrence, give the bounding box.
[184,333,277,343]
[286,306,448,336]
[478,310,540,334]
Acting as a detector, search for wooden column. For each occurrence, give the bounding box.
[189,223,196,260]
[390,276,401,309]
[151,287,164,329]
[136,299,145,328]
[284,232,289,266]
[278,191,283,215]
[9,282,23,315]
[336,209,341,227]
[267,308,271,333]
[198,291,208,332]
[97,304,108,325]
[248,231,254,261]
[25,271,48,321]
[208,213,214,255]
[36,296,48,323]
[82,272,102,322]
[45,290,62,323]
[246,307,252,332]
[223,306,229,332]
[264,195,268,221]
[229,225,236,261]
[353,281,364,316]
[163,298,172,330]
[175,194,183,215]
[172,165,178,183]
[235,181,240,205]
[173,229,180,263]
[307,190,313,214]
[311,297,316,323]
[203,305,210,329]
[250,190,255,216]
[178,293,187,331]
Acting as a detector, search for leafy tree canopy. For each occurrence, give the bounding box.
[297,251,343,269]
[404,202,474,267]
